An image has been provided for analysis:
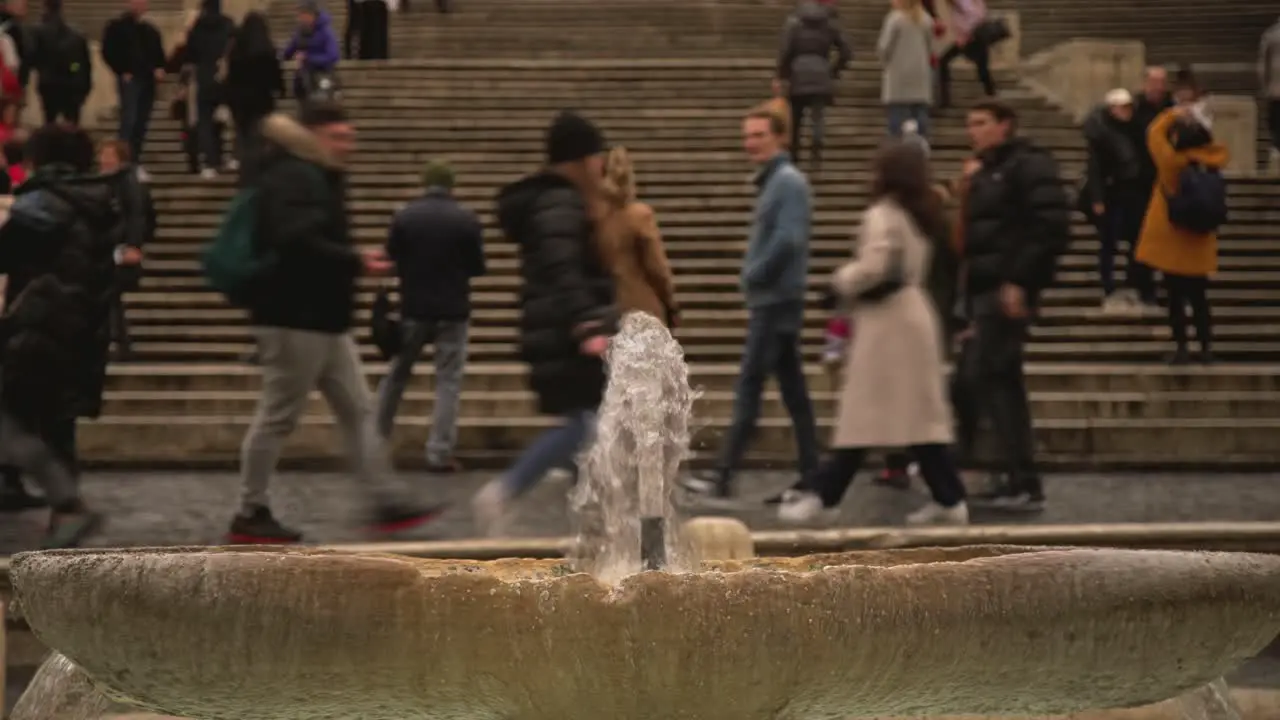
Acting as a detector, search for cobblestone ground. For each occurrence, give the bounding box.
[1,470,1278,551]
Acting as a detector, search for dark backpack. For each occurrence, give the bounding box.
[1166,163,1227,234]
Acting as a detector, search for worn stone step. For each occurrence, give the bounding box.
[104,339,1280,364]
[98,362,1280,395]
[71,415,1280,465]
[98,388,1280,421]
[113,306,1280,329]
[118,287,1280,310]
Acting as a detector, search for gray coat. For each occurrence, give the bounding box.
[777,1,852,100]
[1259,19,1280,99]
[877,9,935,105]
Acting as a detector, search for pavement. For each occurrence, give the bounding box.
[2,469,1280,553]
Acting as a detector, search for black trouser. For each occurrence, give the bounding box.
[1164,273,1212,353]
[231,109,265,167]
[0,416,79,493]
[358,1,390,59]
[800,444,966,509]
[38,87,82,125]
[344,0,360,58]
[953,295,1041,495]
[788,94,826,165]
[110,292,132,354]
[937,41,994,107]
[1094,185,1156,301]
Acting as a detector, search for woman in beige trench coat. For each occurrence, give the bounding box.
[777,141,969,527]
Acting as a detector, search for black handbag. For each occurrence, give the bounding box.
[370,287,402,361]
[972,17,1011,47]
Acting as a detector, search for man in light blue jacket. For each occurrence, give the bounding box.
[682,107,820,503]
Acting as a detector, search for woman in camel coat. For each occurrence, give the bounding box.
[776,140,967,527]
[595,147,678,326]
[1135,102,1228,363]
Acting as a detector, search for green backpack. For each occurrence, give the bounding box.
[202,187,266,306]
[202,167,326,306]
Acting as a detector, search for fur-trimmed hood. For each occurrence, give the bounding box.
[259,113,344,170]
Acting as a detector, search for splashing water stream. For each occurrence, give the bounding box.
[1177,677,1244,720]
[570,311,697,582]
[10,652,110,720]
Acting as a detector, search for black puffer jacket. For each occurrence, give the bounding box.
[496,171,617,416]
[244,113,361,334]
[1081,104,1140,205]
[962,137,1071,302]
[0,166,122,427]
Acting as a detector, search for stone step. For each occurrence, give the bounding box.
[119,287,1280,309]
[125,253,1280,278]
[99,362,1280,395]
[102,339,1280,364]
[71,414,1280,465]
[98,388,1280,421]
[112,305,1280,329]
[120,270,1280,292]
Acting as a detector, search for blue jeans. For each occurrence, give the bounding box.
[718,301,819,480]
[116,77,155,163]
[502,409,596,498]
[886,102,930,137]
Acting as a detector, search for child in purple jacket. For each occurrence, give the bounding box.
[281,1,340,100]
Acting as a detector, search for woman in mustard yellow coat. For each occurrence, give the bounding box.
[1134,103,1228,364]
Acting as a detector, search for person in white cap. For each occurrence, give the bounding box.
[1080,87,1153,315]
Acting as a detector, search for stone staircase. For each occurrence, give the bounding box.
[18,0,1272,468]
[67,25,1276,470]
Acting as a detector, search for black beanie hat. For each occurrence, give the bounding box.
[545,110,606,165]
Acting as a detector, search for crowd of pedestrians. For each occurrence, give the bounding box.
[0,0,1245,549]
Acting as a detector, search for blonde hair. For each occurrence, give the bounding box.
[603,146,636,205]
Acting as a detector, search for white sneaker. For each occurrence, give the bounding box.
[777,489,837,524]
[200,168,218,180]
[905,501,970,526]
[471,480,511,537]
[135,166,151,182]
[225,158,240,172]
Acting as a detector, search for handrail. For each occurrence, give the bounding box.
[4,522,1280,592]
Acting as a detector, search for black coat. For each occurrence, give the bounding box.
[496,172,617,416]
[113,166,154,292]
[962,137,1071,301]
[101,12,165,79]
[30,18,91,97]
[245,114,362,334]
[386,188,485,321]
[225,50,284,122]
[0,167,122,427]
[1126,91,1174,192]
[1081,104,1140,205]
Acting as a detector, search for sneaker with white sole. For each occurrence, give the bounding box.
[905,501,970,526]
[200,168,218,180]
[776,489,838,524]
[471,480,511,537]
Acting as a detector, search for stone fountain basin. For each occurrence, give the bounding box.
[11,545,1280,720]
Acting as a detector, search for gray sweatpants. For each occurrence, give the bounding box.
[239,327,401,513]
[374,318,468,465]
[0,412,78,510]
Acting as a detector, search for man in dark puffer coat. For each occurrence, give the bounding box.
[0,124,118,548]
[470,110,618,535]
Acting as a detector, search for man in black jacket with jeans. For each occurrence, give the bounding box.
[375,160,485,473]
[954,100,1070,513]
[228,102,441,544]
[101,0,165,172]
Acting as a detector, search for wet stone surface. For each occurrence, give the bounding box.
[1,470,1279,552]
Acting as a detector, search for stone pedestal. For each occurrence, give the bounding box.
[1207,94,1258,175]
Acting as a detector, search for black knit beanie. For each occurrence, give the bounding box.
[545,110,606,165]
